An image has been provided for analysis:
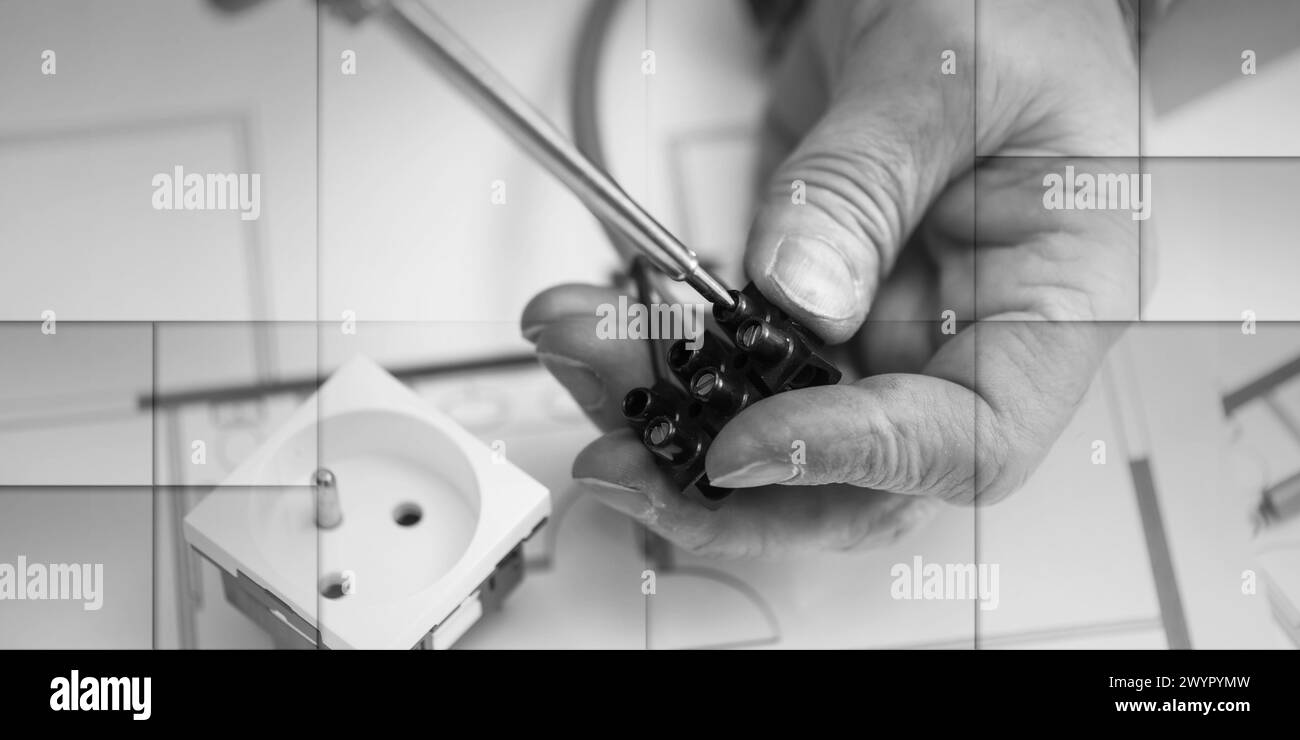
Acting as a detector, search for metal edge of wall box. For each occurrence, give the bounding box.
[197,517,545,650]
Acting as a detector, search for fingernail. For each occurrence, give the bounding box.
[575,477,654,520]
[537,352,605,410]
[522,314,586,344]
[709,461,800,488]
[521,321,547,343]
[766,234,861,321]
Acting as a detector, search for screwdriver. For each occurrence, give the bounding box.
[373,0,736,310]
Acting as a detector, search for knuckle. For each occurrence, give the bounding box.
[972,412,1027,505]
[843,393,928,493]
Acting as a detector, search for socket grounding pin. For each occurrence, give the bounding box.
[313,468,343,530]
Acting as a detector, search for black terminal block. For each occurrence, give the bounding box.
[621,281,841,509]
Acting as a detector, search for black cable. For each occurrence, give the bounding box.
[570,0,671,384]
[571,0,638,265]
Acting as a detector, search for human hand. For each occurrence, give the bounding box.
[523,0,1140,557]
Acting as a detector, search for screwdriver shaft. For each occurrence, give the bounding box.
[382,0,735,309]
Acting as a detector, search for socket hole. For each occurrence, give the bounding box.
[319,572,348,600]
[687,402,704,418]
[393,502,423,527]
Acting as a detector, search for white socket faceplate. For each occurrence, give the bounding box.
[184,356,550,649]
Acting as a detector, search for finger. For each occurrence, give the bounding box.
[855,243,940,375]
[705,319,1118,504]
[521,283,626,343]
[573,429,941,557]
[522,284,656,432]
[745,2,984,343]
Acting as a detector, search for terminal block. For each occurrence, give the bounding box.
[622,282,841,508]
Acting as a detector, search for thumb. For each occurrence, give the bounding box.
[746,25,973,343]
[704,320,1116,505]
[704,374,985,501]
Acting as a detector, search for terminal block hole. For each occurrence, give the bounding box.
[667,342,694,373]
[622,388,653,419]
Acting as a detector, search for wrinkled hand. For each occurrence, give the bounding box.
[523,0,1139,557]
